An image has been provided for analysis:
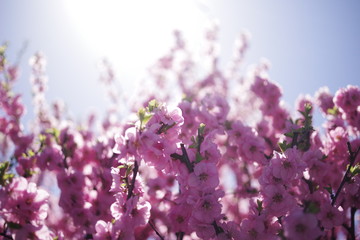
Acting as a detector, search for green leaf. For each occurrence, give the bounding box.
[7,221,22,229]
[304,103,312,114]
[189,136,197,149]
[125,165,133,177]
[182,94,192,102]
[324,185,332,195]
[46,128,60,142]
[148,99,159,112]
[158,122,176,134]
[350,164,360,177]
[284,132,294,138]
[224,120,232,130]
[256,199,263,214]
[306,201,320,214]
[0,43,7,55]
[195,152,204,163]
[0,161,14,186]
[327,106,339,115]
[117,164,127,169]
[278,141,290,152]
[138,108,146,122]
[0,161,10,174]
[198,123,206,136]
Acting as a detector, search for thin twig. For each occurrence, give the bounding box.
[176,231,185,240]
[127,160,139,200]
[331,143,360,206]
[170,144,193,172]
[149,220,165,240]
[349,207,356,240]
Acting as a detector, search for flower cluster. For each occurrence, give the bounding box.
[0,27,359,240]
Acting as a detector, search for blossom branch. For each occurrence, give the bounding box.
[331,142,360,206]
[170,144,193,172]
[148,220,165,240]
[127,160,139,200]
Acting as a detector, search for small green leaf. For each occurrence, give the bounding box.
[306,201,320,214]
[7,221,22,229]
[0,43,8,55]
[198,123,206,136]
[324,185,332,195]
[46,128,60,142]
[157,122,176,134]
[195,152,204,163]
[148,99,159,112]
[278,141,290,152]
[182,94,192,102]
[189,136,197,149]
[0,161,10,173]
[125,165,133,177]
[224,120,232,130]
[350,164,360,177]
[284,132,294,138]
[138,108,146,122]
[117,164,127,169]
[327,106,339,115]
[256,199,263,214]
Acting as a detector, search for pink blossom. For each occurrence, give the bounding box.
[192,193,222,223]
[188,162,219,189]
[318,202,344,229]
[0,177,49,226]
[94,220,112,240]
[283,209,322,240]
[334,85,360,113]
[262,184,296,217]
[315,86,334,114]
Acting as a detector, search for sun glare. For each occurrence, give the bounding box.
[63,0,210,73]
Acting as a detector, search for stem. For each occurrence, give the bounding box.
[350,207,356,240]
[176,231,185,240]
[290,131,298,148]
[170,144,193,172]
[331,143,360,206]
[148,220,164,240]
[62,156,69,169]
[0,224,13,240]
[197,128,204,154]
[0,233,13,240]
[330,227,336,240]
[212,221,224,235]
[331,166,351,206]
[127,161,139,200]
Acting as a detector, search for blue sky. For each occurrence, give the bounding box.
[1,0,360,126]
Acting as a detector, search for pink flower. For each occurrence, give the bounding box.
[188,162,219,189]
[168,203,192,233]
[37,144,64,171]
[283,209,322,240]
[113,127,139,158]
[318,203,344,229]
[217,221,241,240]
[94,220,112,240]
[315,86,334,114]
[295,94,313,114]
[0,177,49,226]
[239,214,266,240]
[193,193,222,223]
[334,85,360,113]
[262,184,296,217]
